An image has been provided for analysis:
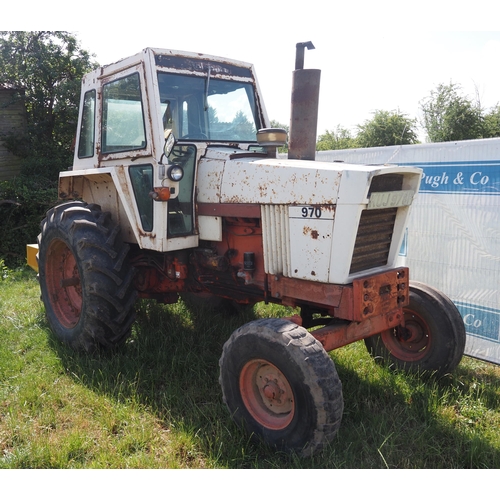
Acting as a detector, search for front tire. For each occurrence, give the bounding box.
[38,201,137,351]
[364,281,466,376]
[219,318,343,456]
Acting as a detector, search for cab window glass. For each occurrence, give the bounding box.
[157,72,258,141]
[167,145,196,237]
[129,164,153,231]
[78,90,95,158]
[102,73,146,153]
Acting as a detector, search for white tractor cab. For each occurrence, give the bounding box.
[63,48,274,253]
[32,45,466,457]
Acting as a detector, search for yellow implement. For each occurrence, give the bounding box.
[26,244,38,272]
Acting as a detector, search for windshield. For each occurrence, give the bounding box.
[157,72,259,142]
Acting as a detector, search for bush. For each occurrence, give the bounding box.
[0,175,58,267]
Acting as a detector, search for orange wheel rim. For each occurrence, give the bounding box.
[239,359,295,430]
[45,239,82,329]
[381,309,431,362]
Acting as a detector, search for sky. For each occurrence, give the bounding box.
[5,1,500,142]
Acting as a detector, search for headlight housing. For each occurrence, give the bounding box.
[167,164,184,182]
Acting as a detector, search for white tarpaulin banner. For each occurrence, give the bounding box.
[316,138,500,365]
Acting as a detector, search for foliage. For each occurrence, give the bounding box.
[356,110,419,148]
[483,104,500,138]
[0,31,97,180]
[313,111,418,151]
[0,175,58,267]
[0,258,9,280]
[420,82,484,143]
[317,126,357,150]
[313,83,500,149]
[1,276,500,469]
[270,119,289,132]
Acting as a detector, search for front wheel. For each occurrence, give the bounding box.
[364,281,466,376]
[219,318,343,457]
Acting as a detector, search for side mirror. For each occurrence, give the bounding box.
[163,129,184,182]
[164,128,176,158]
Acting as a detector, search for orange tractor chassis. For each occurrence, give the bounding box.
[282,267,409,351]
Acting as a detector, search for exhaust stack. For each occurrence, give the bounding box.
[288,41,321,161]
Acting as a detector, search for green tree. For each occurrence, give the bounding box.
[0,31,97,179]
[270,120,289,133]
[356,110,418,148]
[317,126,357,150]
[483,104,500,138]
[420,82,484,143]
[231,110,255,140]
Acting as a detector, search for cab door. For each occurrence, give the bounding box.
[165,144,197,239]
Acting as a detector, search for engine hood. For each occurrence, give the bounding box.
[196,147,422,206]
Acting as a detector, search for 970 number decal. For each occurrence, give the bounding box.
[289,205,334,220]
[301,206,322,218]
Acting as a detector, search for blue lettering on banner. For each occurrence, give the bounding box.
[455,302,500,343]
[399,160,500,194]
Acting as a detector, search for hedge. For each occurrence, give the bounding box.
[0,175,58,267]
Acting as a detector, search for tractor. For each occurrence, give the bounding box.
[28,43,466,456]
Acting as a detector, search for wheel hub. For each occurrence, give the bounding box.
[239,359,295,430]
[382,310,431,362]
[45,239,82,329]
[263,380,280,400]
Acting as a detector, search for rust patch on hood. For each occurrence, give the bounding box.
[303,226,319,239]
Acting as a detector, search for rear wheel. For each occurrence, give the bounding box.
[38,201,137,351]
[364,282,466,376]
[219,318,343,456]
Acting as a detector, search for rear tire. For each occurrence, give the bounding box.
[364,281,466,376]
[219,318,343,456]
[38,201,137,351]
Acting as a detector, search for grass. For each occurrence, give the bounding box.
[1,267,500,469]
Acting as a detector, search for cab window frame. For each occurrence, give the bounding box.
[101,72,147,154]
[77,89,96,159]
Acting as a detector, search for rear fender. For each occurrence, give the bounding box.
[58,168,152,248]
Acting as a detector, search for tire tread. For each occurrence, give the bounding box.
[38,201,136,351]
[219,318,343,456]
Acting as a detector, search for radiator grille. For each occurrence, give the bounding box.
[261,205,291,276]
[349,207,397,274]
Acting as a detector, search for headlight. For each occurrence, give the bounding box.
[167,165,184,182]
